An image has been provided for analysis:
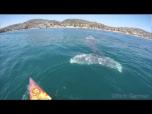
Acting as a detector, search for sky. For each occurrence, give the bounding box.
[0,14,151,32]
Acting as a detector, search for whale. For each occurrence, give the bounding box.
[70,53,122,72]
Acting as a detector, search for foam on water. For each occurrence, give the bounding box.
[70,53,122,72]
[85,35,96,41]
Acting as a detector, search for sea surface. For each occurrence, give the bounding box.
[0,28,152,100]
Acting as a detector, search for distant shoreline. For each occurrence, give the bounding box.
[0,19,151,40]
[0,26,151,40]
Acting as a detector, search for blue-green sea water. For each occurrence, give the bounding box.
[0,28,152,100]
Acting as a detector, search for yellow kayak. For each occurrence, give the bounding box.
[28,77,52,100]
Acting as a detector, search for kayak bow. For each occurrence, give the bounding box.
[28,77,52,100]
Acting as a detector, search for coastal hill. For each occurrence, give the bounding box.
[0,19,151,39]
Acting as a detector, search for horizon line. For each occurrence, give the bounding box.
[0,18,151,33]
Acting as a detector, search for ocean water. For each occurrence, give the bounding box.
[0,28,152,100]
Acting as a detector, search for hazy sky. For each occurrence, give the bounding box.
[0,14,151,32]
